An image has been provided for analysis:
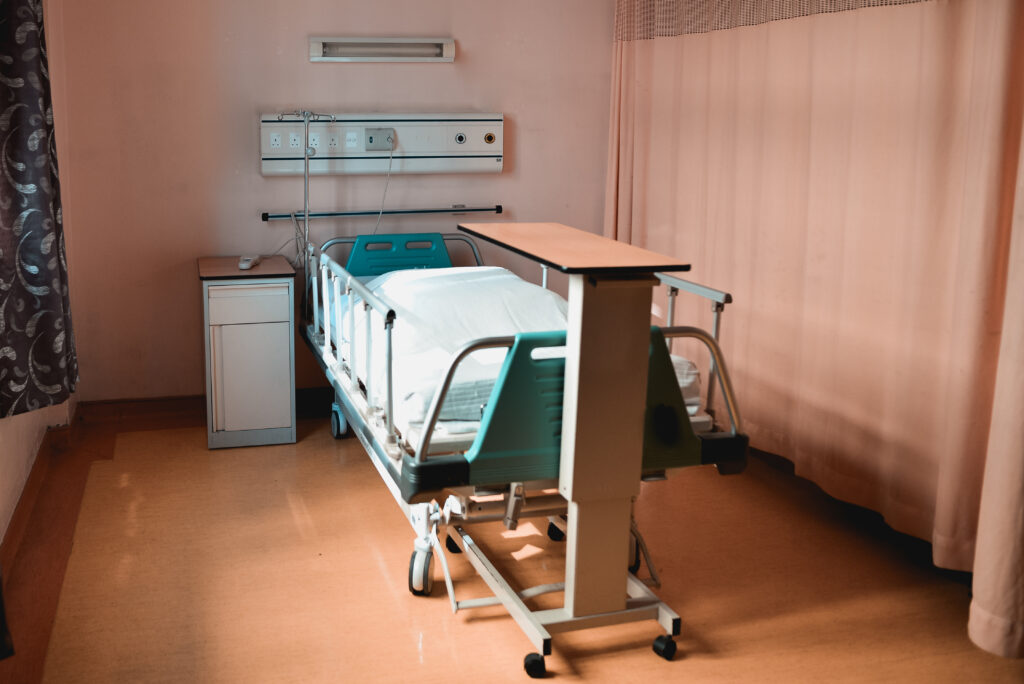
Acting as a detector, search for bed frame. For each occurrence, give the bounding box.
[300,231,748,677]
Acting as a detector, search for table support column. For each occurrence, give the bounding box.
[560,273,655,617]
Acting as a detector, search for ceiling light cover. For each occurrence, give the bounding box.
[309,37,455,63]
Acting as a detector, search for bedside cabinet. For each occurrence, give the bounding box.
[198,256,296,448]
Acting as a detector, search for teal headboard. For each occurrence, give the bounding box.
[345,233,453,277]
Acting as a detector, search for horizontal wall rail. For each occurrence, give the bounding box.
[261,204,502,222]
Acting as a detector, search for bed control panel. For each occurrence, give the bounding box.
[259,113,503,175]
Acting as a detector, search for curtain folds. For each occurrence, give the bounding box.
[606,0,1023,658]
[0,0,77,417]
[968,126,1024,658]
[614,0,929,39]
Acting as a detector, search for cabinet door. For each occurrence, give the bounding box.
[211,321,292,432]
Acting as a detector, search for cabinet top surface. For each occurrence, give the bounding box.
[458,222,689,274]
[198,255,295,280]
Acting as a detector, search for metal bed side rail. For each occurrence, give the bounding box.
[416,335,517,461]
[310,233,487,450]
[415,325,746,459]
[656,272,732,306]
[319,232,485,267]
[660,325,743,437]
[315,251,398,442]
[318,251,397,320]
[656,272,733,417]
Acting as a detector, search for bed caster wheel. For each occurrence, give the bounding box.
[546,521,565,542]
[524,652,546,678]
[628,534,641,574]
[652,634,677,661]
[330,403,347,439]
[408,549,434,596]
[445,534,462,554]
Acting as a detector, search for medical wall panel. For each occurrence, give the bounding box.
[259,113,503,175]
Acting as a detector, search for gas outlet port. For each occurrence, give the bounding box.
[455,132,466,144]
[484,132,495,144]
[365,127,396,151]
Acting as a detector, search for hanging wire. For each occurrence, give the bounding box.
[372,136,397,235]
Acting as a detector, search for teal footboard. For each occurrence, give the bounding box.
[399,327,745,502]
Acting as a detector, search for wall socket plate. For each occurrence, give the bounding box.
[365,127,395,151]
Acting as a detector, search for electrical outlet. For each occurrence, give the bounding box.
[289,132,302,149]
[365,127,396,151]
[309,133,320,149]
[269,132,282,149]
[328,133,339,151]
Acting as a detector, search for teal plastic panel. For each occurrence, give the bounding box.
[345,233,453,277]
[465,331,566,484]
[464,327,703,486]
[642,327,702,470]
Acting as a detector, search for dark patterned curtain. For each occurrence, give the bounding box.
[0,0,76,417]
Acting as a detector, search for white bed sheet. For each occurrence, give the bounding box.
[325,266,702,441]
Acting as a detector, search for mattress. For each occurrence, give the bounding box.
[320,266,705,445]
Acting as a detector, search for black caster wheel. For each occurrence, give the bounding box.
[524,652,546,678]
[628,533,641,574]
[330,403,347,439]
[546,521,565,542]
[445,534,462,554]
[652,634,677,661]
[408,549,434,596]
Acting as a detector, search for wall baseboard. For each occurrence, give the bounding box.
[0,425,70,588]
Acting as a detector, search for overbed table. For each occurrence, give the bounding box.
[458,222,689,619]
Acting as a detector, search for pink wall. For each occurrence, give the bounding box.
[46,0,615,400]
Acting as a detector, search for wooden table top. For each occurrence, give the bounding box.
[197,255,295,280]
[458,222,689,274]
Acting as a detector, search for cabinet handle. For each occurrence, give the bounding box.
[211,325,224,431]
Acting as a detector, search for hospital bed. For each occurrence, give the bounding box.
[299,231,748,677]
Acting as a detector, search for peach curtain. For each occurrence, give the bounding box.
[605,0,1023,658]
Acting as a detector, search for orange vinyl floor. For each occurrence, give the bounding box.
[2,399,1023,683]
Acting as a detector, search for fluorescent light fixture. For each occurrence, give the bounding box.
[309,37,455,63]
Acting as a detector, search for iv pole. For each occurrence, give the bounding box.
[279,109,334,320]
